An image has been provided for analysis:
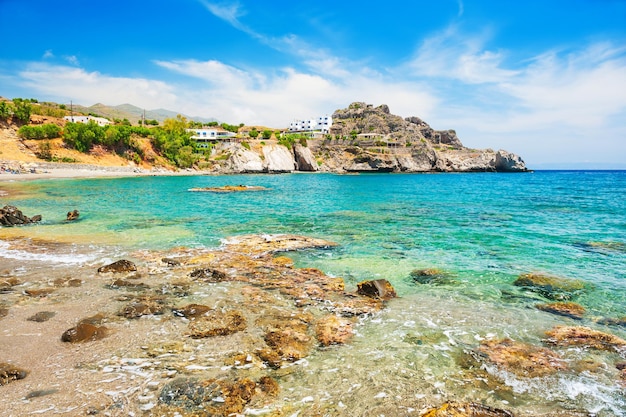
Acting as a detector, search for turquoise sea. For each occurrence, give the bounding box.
[1,171,625,415]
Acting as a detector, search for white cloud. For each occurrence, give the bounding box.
[64,55,80,66]
[17,63,177,109]
[42,50,54,59]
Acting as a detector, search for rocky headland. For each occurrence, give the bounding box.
[213,102,527,174]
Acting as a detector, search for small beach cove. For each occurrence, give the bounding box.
[1,171,625,416]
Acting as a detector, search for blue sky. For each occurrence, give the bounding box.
[1,0,625,168]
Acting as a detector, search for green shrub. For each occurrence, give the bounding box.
[18,124,61,140]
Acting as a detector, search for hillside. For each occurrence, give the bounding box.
[0,100,527,175]
[71,102,217,125]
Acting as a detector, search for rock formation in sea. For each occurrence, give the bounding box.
[212,102,527,174]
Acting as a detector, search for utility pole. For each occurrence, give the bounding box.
[70,100,74,122]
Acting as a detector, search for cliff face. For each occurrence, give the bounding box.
[216,102,526,174]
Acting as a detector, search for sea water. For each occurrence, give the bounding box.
[1,171,625,415]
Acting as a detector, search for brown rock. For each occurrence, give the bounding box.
[0,205,41,226]
[0,306,8,319]
[545,325,626,353]
[513,273,586,300]
[478,338,566,377]
[27,311,56,322]
[172,303,213,319]
[222,234,337,255]
[410,268,456,285]
[357,279,397,300]
[0,277,21,293]
[97,259,137,273]
[536,302,586,320]
[120,297,166,318]
[0,362,28,386]
[187,310,247,338]
[264,327,313,361]
[190,267,228,282]
[421,402,514,417]
[24,287,55,297]
[258,375,279,396]
[61,322,108,343]
[597,317,626,327]
[66,209,79,221]
[316,315,354,346]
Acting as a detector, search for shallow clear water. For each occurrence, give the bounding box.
[1,171,625,415]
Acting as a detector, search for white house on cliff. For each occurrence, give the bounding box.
[288,115,332,135]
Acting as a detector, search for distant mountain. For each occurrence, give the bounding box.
[72,102,217,124]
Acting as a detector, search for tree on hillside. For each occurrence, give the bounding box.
[262,129,272,140]
[249,128,259,139]
[12,100,32,124]
[0,101,10,121]
[151,115,198,168]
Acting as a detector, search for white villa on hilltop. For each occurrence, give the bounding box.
[288,115,332,135]
[63,115,111,126]
[187,128,237,148]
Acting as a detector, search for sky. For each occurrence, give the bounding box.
[1,0,625,168]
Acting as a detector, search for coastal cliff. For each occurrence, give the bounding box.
[214,102,527,174]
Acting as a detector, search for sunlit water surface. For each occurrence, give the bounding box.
[1,171,625,415]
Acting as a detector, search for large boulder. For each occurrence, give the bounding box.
[262,144,295,172]
[227,148,264,173]
[513,273,586,300]
[495,149,527,172]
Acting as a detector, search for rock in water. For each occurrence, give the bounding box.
[421,402,514,417]
[536,302,585,320]
[66,209,80,221]
[0,362,28,385]
[513,273,586,300]
[61,322,108,343]
[316,315,354,346]
[544,325,626,353]
[0,205,42,226]
[97,259,137,273]
[477,338,566,377]
[357,279,397,300]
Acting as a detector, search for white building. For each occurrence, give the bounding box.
[288,115,332,134]
[187,128,237,148]
[64,115,111,126]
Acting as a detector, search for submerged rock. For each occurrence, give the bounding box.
[316,315,354,346]
[357,279,397,300]
[536,302,586,320]
[97,259,137,273]
[172,303,212,319]
[158,376,256,416]
[421,402,514,417]
[477,338,566,378]
[597,317,626,327]
[27,311,56,322]
[513,273,586,300]
[410,268,456,285]
[544,325,626,354]
[190,267,228,282]
[222,234,337,255]
[0,362,28,386]
[188,185,269,193]
[119,296,167,318]
[187,310,247,338]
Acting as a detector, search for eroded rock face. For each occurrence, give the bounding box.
[477,338,566,377]
[294,143,318,171]
[262,144,295,173]
[227,147,264,173]
[513,273,586,300]
[97,259,137,273]
[0,205,42,226]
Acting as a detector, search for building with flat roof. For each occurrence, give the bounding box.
[288,115,332,134]
[64,115,111,126]
[187,128,237,148]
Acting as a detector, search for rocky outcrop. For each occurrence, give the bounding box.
[262,144,295,172]
[0,205,42,226]
[227,147,264,173]
[293,143,318,171]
